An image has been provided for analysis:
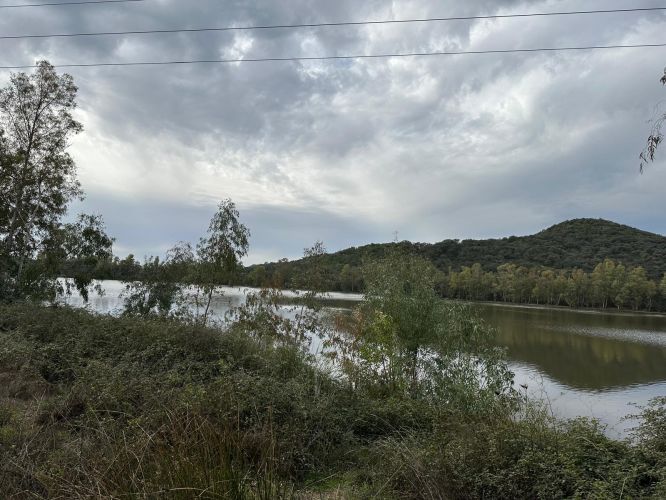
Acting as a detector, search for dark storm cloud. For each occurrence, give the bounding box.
[1,0,666,261]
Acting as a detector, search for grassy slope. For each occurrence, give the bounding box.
[2,304,666,498]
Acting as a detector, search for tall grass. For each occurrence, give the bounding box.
[2,303,666,498]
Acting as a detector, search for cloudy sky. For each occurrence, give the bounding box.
[1,0,665,264]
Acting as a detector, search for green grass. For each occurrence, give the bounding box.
[1,303,666,498]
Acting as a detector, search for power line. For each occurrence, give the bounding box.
[2,7,666,38]
[1,42,665,70]
[0,0,145,8]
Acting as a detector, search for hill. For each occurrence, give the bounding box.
[424,218,666,278]
[243,219,666,289]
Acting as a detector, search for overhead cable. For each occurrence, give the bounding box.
[1,7,666,37]
[2,42,665,70]
[0,0,145,8]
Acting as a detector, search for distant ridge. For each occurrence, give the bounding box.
[423,218,666,278]
[245,218,666,287]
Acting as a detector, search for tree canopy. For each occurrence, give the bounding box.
[236,218,666,294]
[0,61,112,301]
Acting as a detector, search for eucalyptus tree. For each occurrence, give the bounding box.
[591,259,616,309]
[564,269,591,308]
[0,61,112,301]
[456,263,493,301]
[495,264,517,302]
[121,200,249,323]
[326,251,441,394]
[193,199,250,326]
[362,252,441,392]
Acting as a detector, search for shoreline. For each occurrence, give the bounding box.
[65,278,666,319]
[465,299,666,319]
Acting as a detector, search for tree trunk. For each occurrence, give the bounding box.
[202,289,213,327]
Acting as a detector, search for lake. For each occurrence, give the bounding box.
[63,280,666,438]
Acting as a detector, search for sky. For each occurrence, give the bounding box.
[1,0,666,264]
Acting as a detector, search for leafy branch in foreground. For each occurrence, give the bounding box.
[640,67,666,172]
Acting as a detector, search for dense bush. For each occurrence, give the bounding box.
[2,303,666,498]
[0,304,429,497]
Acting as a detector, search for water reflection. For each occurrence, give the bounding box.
[509,363,665,438]
[476,304,666,392]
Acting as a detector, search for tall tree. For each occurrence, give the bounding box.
[194,199,250,326]
[592,259,616,309]
[623,266,654,311]
[564,269,590,308]
[0,61,96,300]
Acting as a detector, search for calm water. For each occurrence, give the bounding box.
[477,303,666,437]
[63,280,666,438]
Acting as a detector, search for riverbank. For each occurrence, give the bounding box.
[60,280,666,437]
[2,303,666,498]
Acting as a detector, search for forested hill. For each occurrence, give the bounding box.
[424,218,666,278]
[243,219,666,288]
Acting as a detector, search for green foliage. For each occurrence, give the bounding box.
[640,67,666,171]
[122,254,189,317]
[564,268,590,307]
[445,258,662,311]
[327,252,514,410]
[3,303,666,498]
[238,218,666,293]
[368,408,655,499]
[280,241,335,345]
[362,252,440,353]
[224,272,329,350]
[225,287,295,343]
[70,219,666,313]
[122,199,250,325]
[0,303,427,498]
[339,263,362,292]
[326,252,440,395]
[624,266,657,311]
[58,214,114,301]
[0,62,112,303]
[192,199,251,325]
